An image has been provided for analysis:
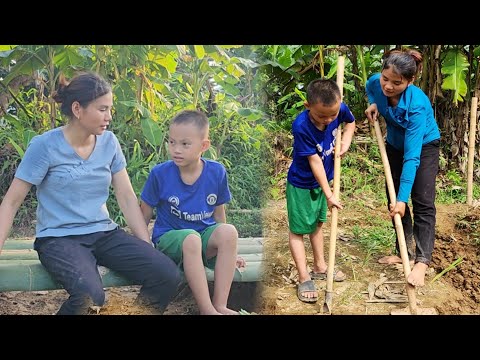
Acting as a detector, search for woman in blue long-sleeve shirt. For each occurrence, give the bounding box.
[365,48,440,287]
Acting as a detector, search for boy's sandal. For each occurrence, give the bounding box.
[310,269,346,282]
[297,280,318,303]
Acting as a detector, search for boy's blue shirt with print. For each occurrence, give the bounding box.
[141,158,231,243]
[287,103,355,189]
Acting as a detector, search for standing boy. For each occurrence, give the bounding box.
[287,79,356,303]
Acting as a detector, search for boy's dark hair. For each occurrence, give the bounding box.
[170,110,209,135]
[52,72,111,118]
[306,78,341,106]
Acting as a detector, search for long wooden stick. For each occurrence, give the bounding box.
[467,97,478,206]
[373,119,418,315]
[323,55,344,313]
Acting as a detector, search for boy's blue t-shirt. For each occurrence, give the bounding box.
[366,73,441,202]
[141,158,232,243]
[287,103,355,189]
[15,128,126,237]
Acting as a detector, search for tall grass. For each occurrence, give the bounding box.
[351,224,396,264]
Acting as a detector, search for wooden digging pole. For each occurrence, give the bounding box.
[373,119,437,315]
[323,55,344,314]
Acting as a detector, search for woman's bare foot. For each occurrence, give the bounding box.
[407,262,428,287]
[378,255,402,264]
[214,306,239,315]
[378,256,415,267]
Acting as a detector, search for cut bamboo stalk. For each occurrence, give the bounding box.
[0,261,136,291]
[0,236,265,291]
[0,250,264,263]
[207,261,264,282]
[0,258,265,291]
[467,97,478,206]
[374,120,437,315]
[237,244,263,254]
[373,119,418,314]
[3,237,264,248]
[2,240,34,250]
[0,249,38,260]
[2,241,264,252]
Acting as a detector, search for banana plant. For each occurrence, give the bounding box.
[441,49,469,106]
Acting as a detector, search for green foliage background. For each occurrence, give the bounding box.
[1,44,480,241]
[0,45,270,237]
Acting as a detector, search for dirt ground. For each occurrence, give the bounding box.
[0,259,262,316]
[0,271,262,316]
[1,201,478,315]
[257,200,480,315]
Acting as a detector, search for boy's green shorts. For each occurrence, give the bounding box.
[154,223,221,270]
[286,181,327,235]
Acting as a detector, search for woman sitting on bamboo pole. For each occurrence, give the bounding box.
[0,72,180,314]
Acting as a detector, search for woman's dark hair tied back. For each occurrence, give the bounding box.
[382,48,423,81]
[52,71,111,118]
[51,73,71,104]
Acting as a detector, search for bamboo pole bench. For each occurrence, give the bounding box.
[0,237,264,292]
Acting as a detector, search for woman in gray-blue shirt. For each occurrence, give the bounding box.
[0,72,180,314]
[365,48,440,288]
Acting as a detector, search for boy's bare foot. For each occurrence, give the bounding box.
[200,309,223,315]
[214,306,239,315]
[407,262,428,287]
[378,255,402,264]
